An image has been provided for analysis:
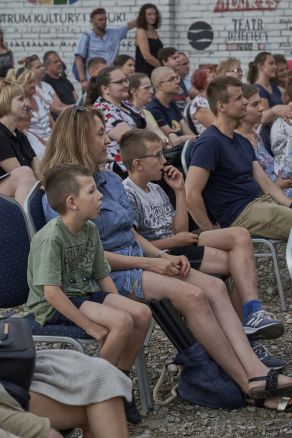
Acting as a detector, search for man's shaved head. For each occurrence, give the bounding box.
[151,66,175,88]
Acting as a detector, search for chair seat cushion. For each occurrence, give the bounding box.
[25,314,91,339]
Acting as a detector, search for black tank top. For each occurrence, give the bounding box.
[135,37,163,77]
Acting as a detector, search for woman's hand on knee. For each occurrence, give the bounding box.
[145,256,190,278]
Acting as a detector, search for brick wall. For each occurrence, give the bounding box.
[0,0,290,88]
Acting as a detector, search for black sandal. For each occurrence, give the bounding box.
[246,396,292,412]
[249,369,292,399]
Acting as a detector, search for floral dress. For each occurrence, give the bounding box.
[93,97,146,172]
[254,132,292,198]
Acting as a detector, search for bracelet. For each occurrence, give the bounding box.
[156,249,170,258]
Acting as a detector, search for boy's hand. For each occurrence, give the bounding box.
[85,322,109,343]
[172,231,199,247]
[163,165,185,191]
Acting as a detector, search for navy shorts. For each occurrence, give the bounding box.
[46,291,109,326]
[170,245,205,270]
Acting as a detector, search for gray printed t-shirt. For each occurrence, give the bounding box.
[27,217,111,325]
[123,177,175,241]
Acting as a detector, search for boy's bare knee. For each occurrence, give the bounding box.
[134,304,152,328]
[229,226,251,246]
[114,311,134,334]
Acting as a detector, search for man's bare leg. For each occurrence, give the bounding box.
[198,227,259,303]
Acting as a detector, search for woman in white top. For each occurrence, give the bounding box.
[18,55,67,117]
[14,68,53,143]
[187,67,215,135]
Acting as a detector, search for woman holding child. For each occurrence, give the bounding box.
[40,105,292,412]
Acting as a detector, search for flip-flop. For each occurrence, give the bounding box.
[246,396,292,412]
[249,369,292,400]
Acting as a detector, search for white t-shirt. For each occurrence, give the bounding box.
[28,95,52,142]
[123,177,175,241]
[36,81,55,108]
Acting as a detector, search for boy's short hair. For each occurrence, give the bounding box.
[43,164,93,215]
[87,56,107,70]
[120,128,162,171]
[207,76,242,115]
[157,47,177,65]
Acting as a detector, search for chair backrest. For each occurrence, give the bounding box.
[183,101,199,136]
[23,181,46,236]
[181,138,197,176]
[286,227,292,280]
[0,195,31,307]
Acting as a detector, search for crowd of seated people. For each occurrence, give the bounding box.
[1,7,292,435]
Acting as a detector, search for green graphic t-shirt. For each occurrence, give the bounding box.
[27,217,111,325]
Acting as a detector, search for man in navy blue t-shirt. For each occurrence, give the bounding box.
[185,76,292,240]
[146,66,195,147]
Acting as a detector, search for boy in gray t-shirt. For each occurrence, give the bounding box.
[27,164,151,423]
[120,129,285,348]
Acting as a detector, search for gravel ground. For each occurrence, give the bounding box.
[126,243,292,438]
[4,243,292,437]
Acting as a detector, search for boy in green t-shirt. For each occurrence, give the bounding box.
[27,164,151,423]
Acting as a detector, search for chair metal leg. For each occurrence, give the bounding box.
[253,239,287,311]
[144,318,155,348]
[269,244,287,312]
[135,347,153,414]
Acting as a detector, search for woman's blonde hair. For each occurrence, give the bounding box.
[216,58,240,77]
[0,81,24,118]
[40,105,105,180]
[6,68,35,97]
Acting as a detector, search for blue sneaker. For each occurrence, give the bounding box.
[243,310,284,340]
[251,341,287,370]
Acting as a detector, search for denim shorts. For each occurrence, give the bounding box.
[46,291,109,326]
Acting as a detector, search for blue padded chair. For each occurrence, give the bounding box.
[23,181,46,236]
[0,193,94,352]
[23,185,153,413]
[180,141,288,310]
